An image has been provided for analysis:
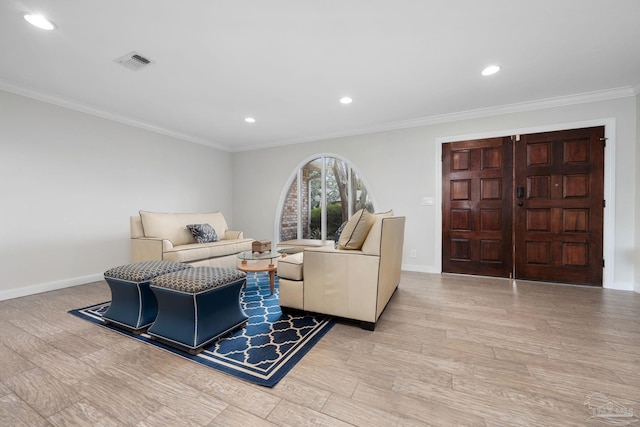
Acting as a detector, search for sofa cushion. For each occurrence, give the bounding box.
[361,210,394,256]
[278,252,304,281]
[338,209,375,250]
[139,211,228,246]
[187,223,219,244]
[163,238,253,263]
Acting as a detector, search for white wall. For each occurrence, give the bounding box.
[0,90,233,300]
[233,96,638,291]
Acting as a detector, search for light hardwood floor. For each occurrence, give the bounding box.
[1,272,639,426]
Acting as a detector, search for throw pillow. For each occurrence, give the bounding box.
[334,221,348,248]
[338,209,375,250]
[186,223,218,244]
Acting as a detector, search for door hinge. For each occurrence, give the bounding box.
[602,259,605,268]
[603,200,606,208]
[600,137,607,147]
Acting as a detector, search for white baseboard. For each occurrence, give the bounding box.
[0,273,103,301]
[3,269,633,301]
[604,281,635,291]
[401,264,440,274]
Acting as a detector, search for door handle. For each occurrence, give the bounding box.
[517,187,525,206]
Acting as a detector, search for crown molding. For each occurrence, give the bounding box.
[0,80,230,152]
[1,79,634,154]
[386,86,636,128]
[234,86,636,152]
[234,86,640,151]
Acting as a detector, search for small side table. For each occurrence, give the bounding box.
[237,248,291,294]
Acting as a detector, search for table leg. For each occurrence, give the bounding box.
[269,269,275,294]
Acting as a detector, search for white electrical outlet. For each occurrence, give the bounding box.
[410,249,417,258]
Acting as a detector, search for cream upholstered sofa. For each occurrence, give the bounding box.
[130,211,253,269]
[278,210,405,330]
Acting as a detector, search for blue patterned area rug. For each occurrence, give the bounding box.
[69,273,334,387]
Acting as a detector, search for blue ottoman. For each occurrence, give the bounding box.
[103,260,192,332]
[147,267,248,354]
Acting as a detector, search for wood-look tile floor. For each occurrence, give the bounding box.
[1,272,639,426]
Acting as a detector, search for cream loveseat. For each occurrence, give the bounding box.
[130,211,253,269]
[278,210,405,330]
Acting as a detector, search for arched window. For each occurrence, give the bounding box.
[278,155,374,243]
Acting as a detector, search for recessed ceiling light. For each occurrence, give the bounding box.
[340,97,353,104]
[481,65,500,76]
[244,117,256,123]
[23,13,56,30]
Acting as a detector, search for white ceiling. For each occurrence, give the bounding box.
[1,1,639,152]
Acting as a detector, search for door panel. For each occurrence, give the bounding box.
[442,137,513,277]
[514,127,604,286]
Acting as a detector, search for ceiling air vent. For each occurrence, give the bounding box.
[114,51,155,71]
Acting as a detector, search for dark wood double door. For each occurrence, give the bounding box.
[442,127,604,286]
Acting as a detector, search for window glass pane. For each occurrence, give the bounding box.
[279,176,298,241]
[351,168,373,213]
[326,158,349,239]
[304,159,322,239]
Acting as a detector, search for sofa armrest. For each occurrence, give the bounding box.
[303,248,381,322]
[131,237,172,262]
[224,230,244,240]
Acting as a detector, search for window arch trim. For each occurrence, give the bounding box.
[274,152,378,244]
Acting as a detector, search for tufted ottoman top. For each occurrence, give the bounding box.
[104,260,192,282]
[150,267,246,294]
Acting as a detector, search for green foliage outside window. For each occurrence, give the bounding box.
[309,203,345,238]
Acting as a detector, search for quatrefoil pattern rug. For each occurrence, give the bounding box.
[69,273,334,387]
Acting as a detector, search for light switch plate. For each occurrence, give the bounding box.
[422,197,435,206]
